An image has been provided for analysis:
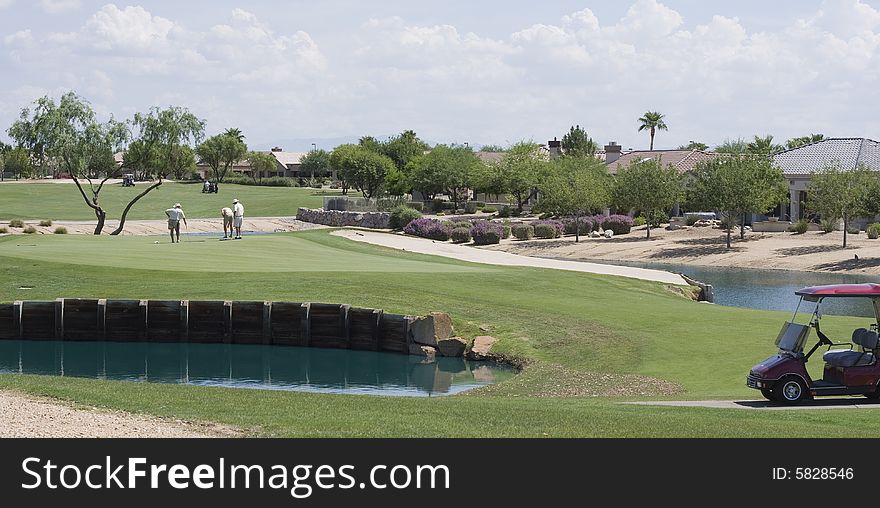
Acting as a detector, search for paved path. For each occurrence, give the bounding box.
[625,399,880,410]
[332,230,688,285]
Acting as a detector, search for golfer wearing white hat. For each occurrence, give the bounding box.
[232,198,244,239]
[165,203,187,243]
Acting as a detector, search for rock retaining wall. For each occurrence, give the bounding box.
[296,207,391,229]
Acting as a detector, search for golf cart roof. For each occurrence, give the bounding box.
[796,284,880,300]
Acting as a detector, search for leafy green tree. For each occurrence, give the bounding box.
[807,164,879,247]
[637,111,668,150]
[196,130,248,183]
[678,141,708,151]
[689,155,789,248]
[407,145,480,210]
[561,125,597,158]
[538,156,611,241]
[330,145,393,198]
[613,158,684,239]
[300,149,331,180]
[384,166,410,197]
[381,130,429,171]
[358,136,383,154]
[330,144,359,195]
[2,146,34,180]
[499,141,545,212]
[747,135,784,156]
[247,151,277,184]
[714,138,748,154]
[478,144,506,152]
[786,134,825,150]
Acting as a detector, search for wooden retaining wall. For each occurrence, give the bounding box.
[0,299,416,354]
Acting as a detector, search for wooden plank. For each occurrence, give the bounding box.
[348,308,382,351]
[61,298,101,341]
[0,303,16,340]
[187,300,227,344]
[20,301,56,340]
[270,302,308,346]
[230,301,267,345]
[103,300,145,342]
[145,300,185,343]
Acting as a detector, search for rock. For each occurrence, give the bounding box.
[467,335,497,360]
[437,337,467,357]
[604,230,614,239]
[590,231,601,238]
[409,344,437,360]
[295,208,391,229]
[410,312,454,346]
[479,324,494,333]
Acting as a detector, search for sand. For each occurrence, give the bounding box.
[331,229,688,285]
[0,391,237,438]
[482,225,880,276]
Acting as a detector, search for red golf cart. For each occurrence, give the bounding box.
[747,283,880,404]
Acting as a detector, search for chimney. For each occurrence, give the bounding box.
[271,147,283,152]
[604,141,622,164]
[548,137,561,160]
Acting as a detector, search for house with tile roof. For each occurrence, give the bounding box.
[605,149,719,175]
[772,138,880,220]
[195,147,309,180]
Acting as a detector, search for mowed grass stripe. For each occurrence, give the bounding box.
[0,232,485,273]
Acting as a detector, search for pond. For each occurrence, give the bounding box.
[0,340,516,397]
[574,258,880,317]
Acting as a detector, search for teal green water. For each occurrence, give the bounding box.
[0,340,515,397]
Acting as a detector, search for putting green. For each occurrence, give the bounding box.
[0,233,485,273]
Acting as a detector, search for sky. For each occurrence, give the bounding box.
[1,0,879,151]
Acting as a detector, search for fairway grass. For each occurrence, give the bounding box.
[0,229,870,437]
[0,181,343,221]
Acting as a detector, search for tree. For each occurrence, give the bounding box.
[478,144,506,152]
[247,151,277,184]
[747,135,784,156]
[499,141,545,212]
[407,145,480,210]
[637,111,668,150]
[714,138,748,155]
[807,164,878,248]
[538,156,611,242]
[330,145,393,198]
[561,125,597,158]
[300,149,331,180]
[224,127,245,144]
[196,130,248,183]
[678,141,708,151]
[613,158,684,239]
[786,134,825,150]
[2,146,34,180]
[689,155,789,248]
[381,130,429,171]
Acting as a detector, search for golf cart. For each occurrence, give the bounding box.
[747,284,880,404]
[122,173,135,187]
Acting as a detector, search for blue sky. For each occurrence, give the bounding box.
[1,1,879,150]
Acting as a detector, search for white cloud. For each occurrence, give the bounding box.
[0,0,15,9]
[39,0,80,14]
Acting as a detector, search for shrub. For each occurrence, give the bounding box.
[473,201,486,209]
[403,218,452,241]
[53,226,68,234]
[23,226,37,234]
[847,225,861,235]
[718,215,739,230]
[868,223,880,239]
[482,207,497,214]
[820,218,839,233]
[562,217,593,236]
[39,220,52,227]
[451,227,472,243]
[431,199,445,213]
[598,215,634,235]
[497,206,511,218]
[465,202,479,214]
[511,224,534,240]
[789,220,809,234]
[453,221,472,230]
[501,224,511,239]
[539,212,554,220]
[389,205,422,230]
[405,201,424,212]
[533,220,564,238]
[9,219,24,228]
[0,227,8,234]
[222,175,296,187]
[471,220,503,245]
[646,210,668,228]
[685,215,700,226]
[633,216,647,227]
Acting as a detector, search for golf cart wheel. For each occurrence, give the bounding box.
[865,384,880,399]
[775,376,808,405]
[760,388,776,401]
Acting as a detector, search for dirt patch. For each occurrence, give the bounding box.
[0,390,241,438]
[469,362,683,398]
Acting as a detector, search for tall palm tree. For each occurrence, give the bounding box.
[637,111,668,150]
[747,135,784,156]
[224,128,245,143]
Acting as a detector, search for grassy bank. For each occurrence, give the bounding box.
[0,181,343,221]
[0,230,871,436]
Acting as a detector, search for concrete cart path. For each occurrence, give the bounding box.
[332,230,688,285]
[625,399,880,410]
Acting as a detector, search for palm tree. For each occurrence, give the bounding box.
[785,133,824,150]
[637,111,668,150]
[747,135,784,156]
[224,128,245,143]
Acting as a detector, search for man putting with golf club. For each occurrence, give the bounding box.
[232,198,244,239]
[165,203,187,243]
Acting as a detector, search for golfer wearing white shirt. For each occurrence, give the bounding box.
[165,203,187,243]
[232,199,244,239]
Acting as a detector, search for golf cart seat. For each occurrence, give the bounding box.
[823,328,878,368]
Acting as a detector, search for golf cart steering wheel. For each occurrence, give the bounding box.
[811,308,833,346]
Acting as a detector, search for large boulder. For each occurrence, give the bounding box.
[467,335,497,360]
[411,312,454,347]
[408,343,436,360]
[437,337,467,357]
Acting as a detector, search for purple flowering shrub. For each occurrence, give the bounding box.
[404,218,453,241]
[471,220,503,245]
[532,220,564,239]
[562,217,594,235]
[597,214,634,235]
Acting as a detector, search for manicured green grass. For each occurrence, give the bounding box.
[0,181,342,221]
[0,229,871,436]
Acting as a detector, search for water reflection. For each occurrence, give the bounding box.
[0,340,515,397]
